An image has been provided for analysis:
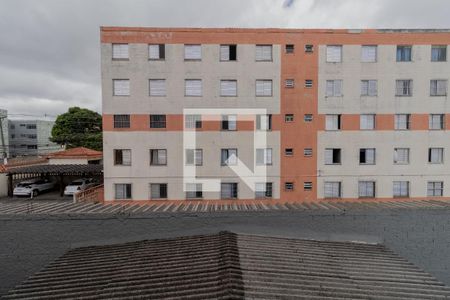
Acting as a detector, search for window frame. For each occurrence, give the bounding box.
[149,79,167,97]
[112,43,129,60]
[221,148,238,166]
[150,183,168,199]
[114,183,132,200]
[149,114,167,129]
[220,80,238,97]
[150,149,167,166]
[114,149,131,166]
[184,44,202,61]
[113,79,130,96]
[113,114,130,129]
[255,182,273,199]
[220,182,238,199]
[255,45,273,61]
[148,44,165,60]
[358,181,376,198]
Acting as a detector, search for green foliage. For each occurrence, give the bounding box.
[51,107,102,151]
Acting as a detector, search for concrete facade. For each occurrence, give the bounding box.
[0,109,8,159]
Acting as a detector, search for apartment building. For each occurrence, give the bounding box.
[101,27,450,202]
[8,120,60,157]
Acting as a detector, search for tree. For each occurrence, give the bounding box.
[51,107,102,151]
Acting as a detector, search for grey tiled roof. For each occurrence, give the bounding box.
[4,232,450,299]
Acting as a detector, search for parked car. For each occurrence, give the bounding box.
[13,179,56,197]
[64,178,97,196]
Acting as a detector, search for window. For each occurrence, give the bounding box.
[114,149,131,166]
[185,79,202,96]
[115,184,132,200]
[220,45,237,61]
[149,115,166,128]
[255,80,272,96]
[222,115,237,131]
[304,182,312,191]
[305,80,313,88]
[326,45,342,62]
[255,45,272,61]
[186,183,203,199]
[148,44,165,60]
[113,79,130,96]
[393,181,409,197]
[112,44,129,59]
[430,80,447,96]
[256,114,272,130]
[185,149,203,166]
[361,45,377,62]
[150,183,167,199]
[326,80,343,97]
[256,148,272,165]
[220,80,237,96]
[27,145,37,149]
[360,114,375,130]
[221,149,238,165]
[359,181,375,198]
[427,181,443,197]
[395,80,412,96]
[431,45,446,62]
[305,44,314,53]
[26,124,36,129]
[221,183,238,199]
[285,44,294,53]
[255,182,273,198]
[184,44,201,60]
[396,46,412,62]
[359,148,376,165]
[324,182,341,198]
[113,115,130,128]
[150,149,167,165]
[285,182,294,191]
[361,80,377,96]
[285,114,294,122]
[395,114,410,130]
[285,148,294,156]
[285,79,295,88]
[185,115,202,129]
[394,148,410,164]
[149,79,166,96]
[325,148,341,165]
[304,148,313,157]
[325,115,341,131]
[429,114,445,130]
[428,148,444,164]
[27,134,37,139]
[304,114,313,122]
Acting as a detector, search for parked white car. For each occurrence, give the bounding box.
[13,179,56,197]
[64,178,96,196]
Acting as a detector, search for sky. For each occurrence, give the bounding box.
[1,0,449,120]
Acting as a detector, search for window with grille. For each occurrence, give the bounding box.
[149,79,166,96]
[359,181,375,198]
[395,80,412,96]
[305,44,314,53]
[255,182,273,199]
[325,148,341,164]
[396,46,412,62]
[221,149,238,165]
[428,148,444,164]
[394,148,409,164]
[185,79,202,96]
[255,45,272,61]
[148,44,165,60]
[186,183,203,199]
[184,44,201,60]
[113,115,130,128]
[361,80,377,96]
[220,80,237,96]
[113,79,130,96]
[361,45,377,62]
[393,181,409,197]
[285,148,294,156]
[360,114,375,130]
[185,115,202,129]
[256,148,272,165]
[429,114,445,130]
[285,182,294,191]
[114,149,131,166]
[359,148,376,165]
[304,182,312,191]
[221,183,238,199]
[112,44,129,59]
[394,114,410,130]
[185,149,203,166]
[256,114,272,130]
[324,182,341,198]
[150,183,167,199]
[255,80,272,96]
[326,80,343,97]
[115,184,132,200]
[304,114,313,122]
[431,45,446,62]
[285,44,294,53]
[150,149,167,165]
[220,45,237,61]
[149,115,166,128]
[427,181,443,197]
[285,114,294,122]
[326,45,342,62]
[305,80,313,88]
[430,80,447,96]
[285,79,295,88]
[325,115,341,130]
[304,148,313,157]
[221,115,237,131]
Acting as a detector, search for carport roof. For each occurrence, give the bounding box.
[6,164,103,176]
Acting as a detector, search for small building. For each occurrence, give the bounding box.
[47,147,103,165]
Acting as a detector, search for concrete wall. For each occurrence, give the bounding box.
[48,158,89,165]
[0,173,8,197]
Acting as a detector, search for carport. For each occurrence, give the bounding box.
[6,164,103,197]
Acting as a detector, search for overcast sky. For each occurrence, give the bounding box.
[1,0,449,119]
